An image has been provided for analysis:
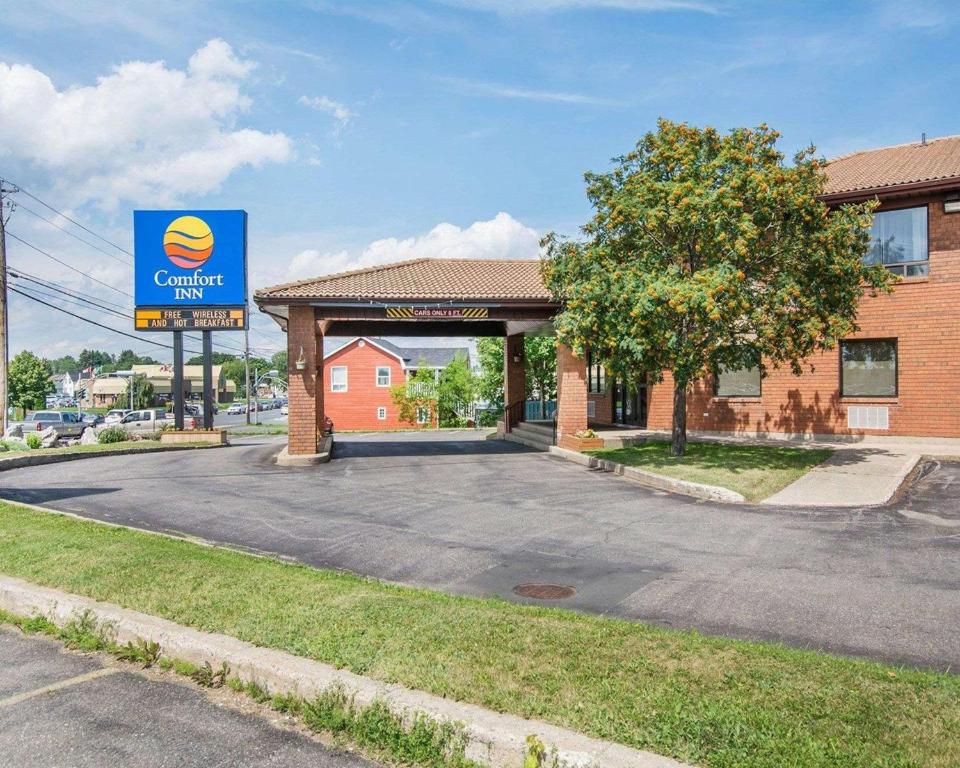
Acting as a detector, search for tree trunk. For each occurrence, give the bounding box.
[671,380,687,457]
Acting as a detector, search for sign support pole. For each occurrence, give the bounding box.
[202,331,214,430]
[173,331,184,431]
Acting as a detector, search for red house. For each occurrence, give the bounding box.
[322,337,470,431]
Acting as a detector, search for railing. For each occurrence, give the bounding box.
[505,400,525,432]
[524,399,557,421]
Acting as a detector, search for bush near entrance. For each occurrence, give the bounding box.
[542,120,893,456]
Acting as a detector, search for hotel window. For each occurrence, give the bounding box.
[866,207,928,277]
[377,407,387,420]
[586,349,606,394]
[715,365,761,397]
[376,366,391,387]
[331,366,348,392]
[841,340,897,397]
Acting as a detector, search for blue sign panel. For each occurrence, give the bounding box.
[134,210,247,308]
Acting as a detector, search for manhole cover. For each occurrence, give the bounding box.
[512,583,576,600]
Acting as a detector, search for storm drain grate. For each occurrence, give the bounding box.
[512,583,576,600]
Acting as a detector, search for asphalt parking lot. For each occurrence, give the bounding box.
[0,626,375,768]
[1,430,958,671]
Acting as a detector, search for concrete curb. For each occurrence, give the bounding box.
[276,435,333,466]
[549,446,746,504]
[0,443,225,473]
[0,576,687,768]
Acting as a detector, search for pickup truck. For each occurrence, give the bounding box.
[17,411,88,439]
[117,409,198,435]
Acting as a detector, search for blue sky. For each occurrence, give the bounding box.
[1,0,957,360]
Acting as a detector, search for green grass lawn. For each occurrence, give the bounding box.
[0,503,956,768]
[226,424,289,436]
[587,441,833,502]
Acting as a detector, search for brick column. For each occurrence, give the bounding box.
[556,343,588,439]
[503,333,525,431]
[287,306,323,455]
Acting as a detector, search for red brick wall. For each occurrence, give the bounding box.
[646,194,960,438]
[588,390,613,424]
[287,306,322,455]
[556,343,588,438]
[322,339,418,431]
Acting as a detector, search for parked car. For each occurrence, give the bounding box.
[16,411,87,439]
[279,404,288,416]
[117,408,191,435]
[104,409,130,426]
[226,403,246,415]
[79,412,104,427]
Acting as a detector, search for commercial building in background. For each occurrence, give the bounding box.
[257,135,960,459]
[131,364,236,405]
[322,337,470,431]
[88,376,128,408]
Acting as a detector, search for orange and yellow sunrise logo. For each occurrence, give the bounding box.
[163,215,214,269]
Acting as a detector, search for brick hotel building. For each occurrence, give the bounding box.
[257,135,960,457]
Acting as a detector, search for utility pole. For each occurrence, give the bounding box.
[244,308,251,425]
[0,180,17,435]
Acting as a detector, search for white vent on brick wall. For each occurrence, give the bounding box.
[847,405,889,430]
[587,401,596,418]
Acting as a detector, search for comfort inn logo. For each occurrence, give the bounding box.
[153,215,225,300]
[163,215,214,268]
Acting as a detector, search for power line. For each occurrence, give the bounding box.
[8,268,132,315]
[5,230,133,299]
[14,201,133,267]
[5,238,264,356]
[1,188,273,358]
[10,286,203,355]
[1,178,134,259]
[9,279,130,320]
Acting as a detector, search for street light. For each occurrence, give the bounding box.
[251,368,281,425]
[114,369,137,411]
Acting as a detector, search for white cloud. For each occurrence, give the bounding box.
[437,76,626,106]
[299,94,355,133]
[0,39,292,207]
[281,212,541,281]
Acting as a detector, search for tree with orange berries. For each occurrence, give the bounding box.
[542,119,892,455]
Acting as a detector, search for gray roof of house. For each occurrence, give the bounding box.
[370,338,470,368]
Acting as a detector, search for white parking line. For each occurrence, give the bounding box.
[0,667,120,708]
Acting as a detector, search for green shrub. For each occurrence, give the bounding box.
[0,439,29,452]
[97,427,128,444]
[25,433,42,450]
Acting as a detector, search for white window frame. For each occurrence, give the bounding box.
[377,407,387,420]
[375,366,391,387]
[331,366,348,393]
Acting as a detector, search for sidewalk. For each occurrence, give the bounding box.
[593,428,960,507]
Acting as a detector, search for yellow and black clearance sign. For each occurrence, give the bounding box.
[135,306,247,331]
[386,306,488,319]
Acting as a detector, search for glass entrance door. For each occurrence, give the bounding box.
[612,377,648,427]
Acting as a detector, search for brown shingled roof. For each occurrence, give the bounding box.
[823,134,960,197]
[255,257,552,303]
